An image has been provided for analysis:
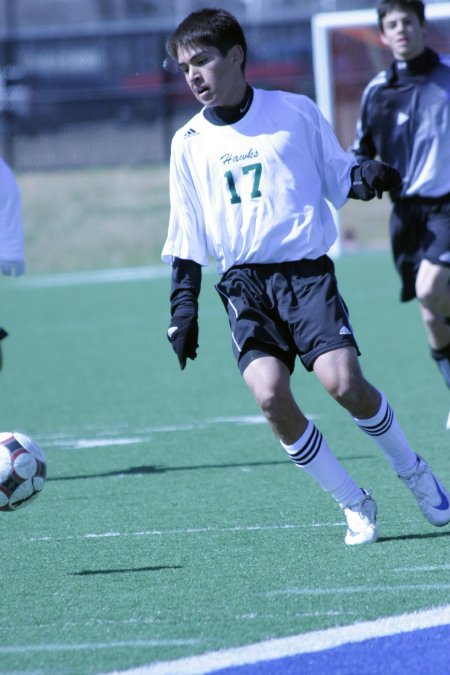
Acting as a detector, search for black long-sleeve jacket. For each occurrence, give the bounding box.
[351,48,450,201]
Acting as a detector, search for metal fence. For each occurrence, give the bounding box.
[0,0,446,169]
[0,0,379,28]
[0,14,316,170]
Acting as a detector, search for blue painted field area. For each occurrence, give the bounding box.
[212,623,450,675]
[118,607,450,674]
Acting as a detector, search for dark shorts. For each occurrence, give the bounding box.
[215,255,360,374]
[390,195,450,302]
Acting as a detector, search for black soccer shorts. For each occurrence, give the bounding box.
[390,195,450,302]
[215,255,360,374]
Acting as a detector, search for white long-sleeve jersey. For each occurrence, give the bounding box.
[162,88,355,273]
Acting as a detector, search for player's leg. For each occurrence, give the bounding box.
[242,354,307,444]
[314,347,418,472]
[312,346,380,418]
[415,200,450,426]
[242,354,377,544]
[416,259,450,321]
[218,262,376,544]
[416,261,450,392]
[314,346,450,526]
[286,257,419,478]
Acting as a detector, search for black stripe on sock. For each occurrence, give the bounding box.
[358,403,393,437]
[287,425,322,466]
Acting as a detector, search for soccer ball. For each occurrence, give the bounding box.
[0,432,46,511]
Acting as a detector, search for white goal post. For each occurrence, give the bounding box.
[311,2,450,255]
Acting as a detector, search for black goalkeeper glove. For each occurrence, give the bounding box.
[167,313,198,370]
[349,160,402,201]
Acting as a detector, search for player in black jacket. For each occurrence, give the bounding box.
[352,0,450,429]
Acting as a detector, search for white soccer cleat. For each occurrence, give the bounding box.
[343,490,378,545]
[399,455,450,527]
[446,412,450,430]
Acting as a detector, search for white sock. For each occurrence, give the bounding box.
[353,391,417,476]
[281,420,363,508]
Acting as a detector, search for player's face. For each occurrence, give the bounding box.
[380,8,427,61]
[177,43,247,108]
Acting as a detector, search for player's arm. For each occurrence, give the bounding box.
[167,257,202,370]
[349,105,402,201]
[350,84,378,164]
[351,127,377,165]
[346,85,403,200]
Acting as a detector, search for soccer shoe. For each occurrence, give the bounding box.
[399,455,450,527]
[446,412,450,430]
[343,490,378,545]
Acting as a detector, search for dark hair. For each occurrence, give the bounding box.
[166,8,247,71]
[377,0,426,30]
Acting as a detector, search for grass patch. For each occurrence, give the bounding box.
[18,164,170,274]
[16,164,392,275]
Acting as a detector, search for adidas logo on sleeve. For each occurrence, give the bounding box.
[183,128,200,139]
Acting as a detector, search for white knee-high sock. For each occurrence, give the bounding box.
[281,420,363,508]
[353,391,417,476]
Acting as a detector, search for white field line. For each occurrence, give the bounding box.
[0,639,199,655]
[27,522,342,543]
[12,265,222,289]
[266,584,450,596]
[393,564,450,572]
[72,437,145,449]
[12,266,171,288]
[38,416,271,450]
[1,609,353,634]
[104,605,450,675]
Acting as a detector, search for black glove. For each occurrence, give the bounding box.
[167,313,198,370]
[349,160,402,201]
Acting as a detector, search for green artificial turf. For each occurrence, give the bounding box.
[0,251,448,674]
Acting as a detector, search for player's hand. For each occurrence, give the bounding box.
[1,260,25,276]
[167,313,198,370]
[350,160,402,200]
[361,160,402,198]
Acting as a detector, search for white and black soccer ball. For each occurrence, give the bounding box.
[0,432,46,511]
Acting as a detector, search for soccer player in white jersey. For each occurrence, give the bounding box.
[0,158,25,370]
[162,8,450,545]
